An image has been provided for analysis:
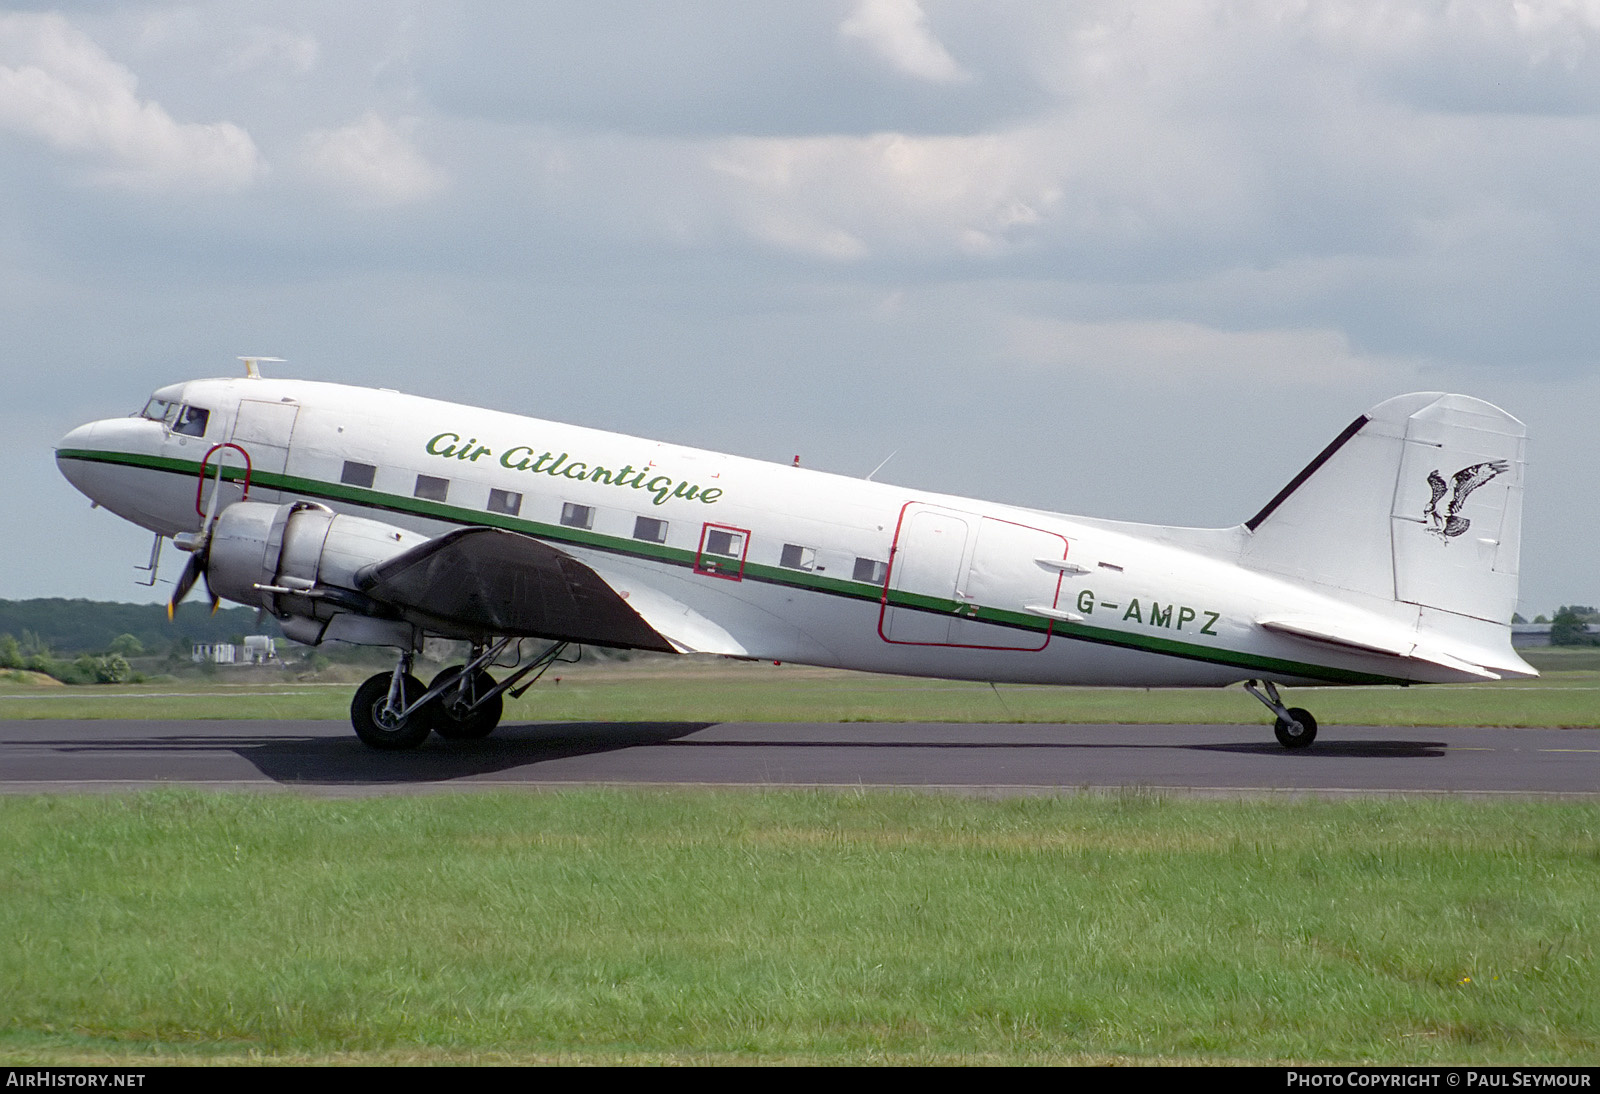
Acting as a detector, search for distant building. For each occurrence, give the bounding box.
[192,636,278,664]
[1511,623,1600,647]
[243,635,276,663]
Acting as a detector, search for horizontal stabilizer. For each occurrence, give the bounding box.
[1257,615,1501,681]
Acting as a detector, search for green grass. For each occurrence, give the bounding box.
[1521,646,1600,673]
[0,790,1595,1065]
[1,657,1596,727]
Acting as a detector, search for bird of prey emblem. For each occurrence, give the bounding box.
[1424,461,1509,539]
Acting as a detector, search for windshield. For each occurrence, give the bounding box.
[137,398,210,437]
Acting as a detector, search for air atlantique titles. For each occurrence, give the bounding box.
[426,432,723,507]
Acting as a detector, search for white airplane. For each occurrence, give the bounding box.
[55,360,1534,750]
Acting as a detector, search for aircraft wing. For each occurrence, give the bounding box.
[353,526,676,652]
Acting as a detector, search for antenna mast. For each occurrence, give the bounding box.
[237,356,285,379]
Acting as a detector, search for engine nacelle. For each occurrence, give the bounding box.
[205,501,431,647]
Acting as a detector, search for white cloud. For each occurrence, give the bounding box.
[300,112,446,207]
[1003,315,1424,386]
[0,12,263,192]
[708,130,1060,259]
[840,0,971,83]
[702,105,1261,263]
[1295,0,1600,65]
[222,25,319,76]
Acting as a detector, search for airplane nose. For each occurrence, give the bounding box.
[58,415,196,536]
[56,420,100,451]
[55,421,103,497]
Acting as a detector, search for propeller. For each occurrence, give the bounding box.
[167,538,218,619]
[168,462,227,619]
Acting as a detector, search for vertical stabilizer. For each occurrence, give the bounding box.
[1241,393,1525,625]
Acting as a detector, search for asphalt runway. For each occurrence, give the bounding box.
[1,719,1596,796]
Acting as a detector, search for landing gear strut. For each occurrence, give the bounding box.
[430,641,508,739]
[1244,679,1318,749]
[349,639,577,750]
[351,652,434,750]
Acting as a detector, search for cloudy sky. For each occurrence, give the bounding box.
[3,1,1597,617]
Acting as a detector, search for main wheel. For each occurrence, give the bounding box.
[1273,706,1318,749]
[351,671,434,750]
[428,665,503,739]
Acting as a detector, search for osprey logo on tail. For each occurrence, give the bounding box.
[1424,461,1508,539]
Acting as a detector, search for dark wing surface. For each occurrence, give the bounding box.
[354,526,675,651]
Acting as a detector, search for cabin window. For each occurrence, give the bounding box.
[853,557,888,585]
[414,474,449,503]
[341,461,377,488]
[561,502,594,530]
[171,406,210,437]
[487,488,522,516]
[780,544,817,571]
[634,516,668,543]
[705,528,744,557]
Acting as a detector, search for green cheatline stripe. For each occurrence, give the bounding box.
[56,447,1405,685]
[58,447,885,600]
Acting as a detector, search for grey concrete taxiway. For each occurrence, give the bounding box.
[1,719,1596,796]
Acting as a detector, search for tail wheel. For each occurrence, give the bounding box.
[351,672,433,750]
[1274,707,1318,749]
[429,666,503,739]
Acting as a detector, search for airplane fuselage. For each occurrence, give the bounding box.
[56,375,1534,693]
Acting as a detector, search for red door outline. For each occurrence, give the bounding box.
[878,501,1068,651]
[195,442,252,516]
[695,522,751,581]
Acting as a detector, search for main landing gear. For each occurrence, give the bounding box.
[350,639,575,750]
[430,664,502,739]
[1244,679,1318,749]
[351,662,433,750]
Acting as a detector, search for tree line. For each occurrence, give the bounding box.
[1514,605,1600,646]
[0,598,283,684]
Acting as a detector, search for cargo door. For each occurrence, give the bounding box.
[946,517,1066,651]
[880,505,969,645]
[880,506,1066,650]
[228,398,300,504]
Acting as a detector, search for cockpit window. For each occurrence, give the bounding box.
[141,397,210,436]
[172,405,210,437]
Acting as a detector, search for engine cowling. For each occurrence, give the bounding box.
[204,501,431,646]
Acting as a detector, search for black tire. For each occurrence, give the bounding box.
[1274,707,1318,749]
[428,666,503,740]
[351,671,433,750]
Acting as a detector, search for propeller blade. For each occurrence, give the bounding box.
[167,551,204,619]
[169,490,224,620]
